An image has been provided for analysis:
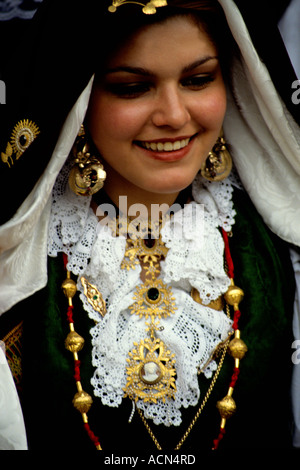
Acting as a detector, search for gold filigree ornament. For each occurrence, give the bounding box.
[130,278,176,320]
[118,214,178,406]
[200,131,232,182]
[108,0,167,15]
[1,119,40,168]
[125,276,177,403]
[124,336,176,403]
[122,234,168,272]
[81,277,107,317]
[69,125,106,196]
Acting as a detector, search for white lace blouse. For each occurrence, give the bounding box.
[48,159,238,426]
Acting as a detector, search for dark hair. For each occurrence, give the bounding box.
[94,0,236,80]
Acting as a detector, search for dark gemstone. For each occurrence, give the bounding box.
[143,238,156,249]
[19,134,27,147]
[147,287,160,301]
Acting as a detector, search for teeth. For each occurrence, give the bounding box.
[142,138,190,152]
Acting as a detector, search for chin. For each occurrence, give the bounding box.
[148,172,198,195]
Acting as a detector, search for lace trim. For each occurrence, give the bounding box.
[90,291,232,426]
[48,163,237,426]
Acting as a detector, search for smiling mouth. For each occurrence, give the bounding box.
[136,134,197,153]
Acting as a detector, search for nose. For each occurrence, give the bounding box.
[151,85,191,129]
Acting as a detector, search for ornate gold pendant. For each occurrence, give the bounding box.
[121,233,168,272]
[125,277,177,404]
[123,336,176,403]
[130,278,176,320]
[119,224,177,405]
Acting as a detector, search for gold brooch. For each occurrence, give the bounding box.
[121,234,168,273]
[81,277,107,317]
[108,0,167,14]
[1,119,40,168]
[124,336,176,403]
[130,278,176,320]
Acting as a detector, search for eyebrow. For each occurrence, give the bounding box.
[105,56,219,76]
[182,56,219,73]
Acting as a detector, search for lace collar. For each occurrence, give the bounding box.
[48,161,237,426]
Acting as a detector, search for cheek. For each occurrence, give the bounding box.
[193,86,227,129]
[88,96,146,144]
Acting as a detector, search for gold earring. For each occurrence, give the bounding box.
[200,131,232,182]
[68,125,106,196]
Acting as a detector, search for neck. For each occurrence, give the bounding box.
[94,173,192,216]
[92,184,192,227]
[108,187,180,217]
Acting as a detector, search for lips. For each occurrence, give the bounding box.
[140,137,190,152]
[135,133,197,155]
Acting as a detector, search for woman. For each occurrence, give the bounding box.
[0,0,300,452]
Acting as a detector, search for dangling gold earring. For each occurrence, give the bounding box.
[68,125,106,196]
[200,130,232,182]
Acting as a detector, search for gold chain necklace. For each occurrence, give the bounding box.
[137,332,229,451]
[61,227,247,450]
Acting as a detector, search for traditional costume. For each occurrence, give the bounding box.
[0,0,300,451]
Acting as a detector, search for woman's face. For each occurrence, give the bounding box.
[86,15,227,207]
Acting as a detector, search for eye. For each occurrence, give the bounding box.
[105,82,152,98]
[181,74,215,90]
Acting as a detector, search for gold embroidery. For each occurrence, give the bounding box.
[1,142,13,168]
[1,321,23,387]
[1,119,40,168]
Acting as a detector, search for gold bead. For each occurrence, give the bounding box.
[228,337,248,359]
[65,331,85,353]
[62,278,77,298]
[224,284,244,308]
[216,395,236,419]
[72,390,93,414]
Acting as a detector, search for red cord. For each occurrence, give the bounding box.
[74,360,81,382]
[62,252,68,270]
[212,428,226,450]
[66,305,74,323]
[229,367,240,388]
[211,229,243,450]
[84,423,101,447]
[63,254,101,450]
[222,228,234,279]
[232,309,241,330]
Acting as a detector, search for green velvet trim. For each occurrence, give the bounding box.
[220,189,295,449]
[232,188,295,385]
[19,187,295,451]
